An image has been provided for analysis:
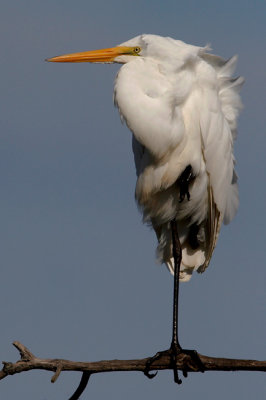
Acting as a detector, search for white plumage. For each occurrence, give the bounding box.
[114,35,243,281]
[48,34,244,281]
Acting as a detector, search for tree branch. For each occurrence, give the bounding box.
[1,341,266,384]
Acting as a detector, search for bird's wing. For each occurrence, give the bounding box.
[198,54,243,225]
[192,54,243,272]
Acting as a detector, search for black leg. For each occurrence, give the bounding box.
[170,219,182,383]
[144,219,204,383]
[170,219,181,348]
[178,165,194,202]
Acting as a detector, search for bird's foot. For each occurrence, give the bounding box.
[178,165,194,202]
[144,344,204,384]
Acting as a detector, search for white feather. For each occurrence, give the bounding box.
[113,34,243,281]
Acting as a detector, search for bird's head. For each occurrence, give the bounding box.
[46,34,204,71]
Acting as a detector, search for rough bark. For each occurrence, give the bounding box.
[1,341,265,399]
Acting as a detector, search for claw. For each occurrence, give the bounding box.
[173,365,182,384]
[179,349,205,373]
[143,370,158,379]
[143,347,204,384]
[182,370,188,378]
[186,349,205,373]
[144,351,163,380]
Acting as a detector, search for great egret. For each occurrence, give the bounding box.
[47,34,243,383]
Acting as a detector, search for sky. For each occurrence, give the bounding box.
[1,0,266,399]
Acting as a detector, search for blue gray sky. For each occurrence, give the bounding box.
[1,0,266,399]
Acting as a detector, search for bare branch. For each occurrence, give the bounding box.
[12,341,35,362]
[1,341,265,386]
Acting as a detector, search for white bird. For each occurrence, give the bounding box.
[47,34,243,381]
[47,34,243,282]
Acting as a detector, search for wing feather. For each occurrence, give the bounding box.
[198,184,222,273]
[197,54,243,224]
[195,53,243,273]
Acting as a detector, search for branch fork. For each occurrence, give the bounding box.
[1,341,266,399]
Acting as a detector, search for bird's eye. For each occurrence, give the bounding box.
[133,47,141,54]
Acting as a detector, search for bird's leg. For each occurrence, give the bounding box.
[178,165,194,202]
[170,218,183,383]
[169,219,204,382]
[144,219,204,383]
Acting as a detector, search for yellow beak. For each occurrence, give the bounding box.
[46,46,136,63]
